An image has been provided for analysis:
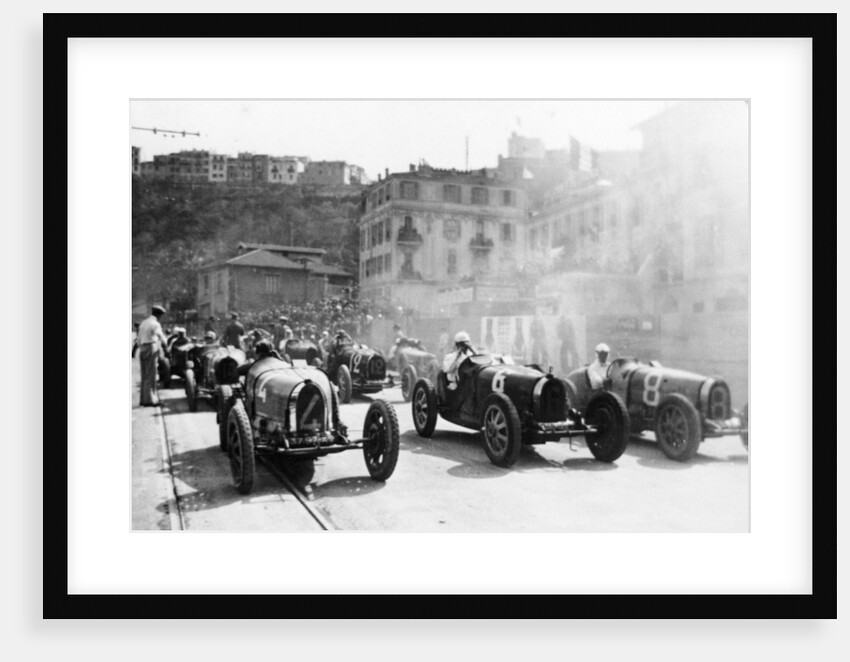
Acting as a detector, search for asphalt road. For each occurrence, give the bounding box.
[133,361,749,532]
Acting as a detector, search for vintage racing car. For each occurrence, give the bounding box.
[563,357,748,461]
[411,353,630,468]
[183,344,247,412]
[281,338,324,367]
[393,338,440,402]
[323,334,387,404]
[158,336,198,388]
[220,355,400,494]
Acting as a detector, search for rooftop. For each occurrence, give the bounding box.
[237,242,326,256]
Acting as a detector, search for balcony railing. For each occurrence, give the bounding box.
[398,268,423,281]
[397,228,424,246]
[469,236,494,251]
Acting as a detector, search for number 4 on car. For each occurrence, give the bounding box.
[218,354,400,495]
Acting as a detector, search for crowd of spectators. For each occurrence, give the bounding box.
[205,296,414,344]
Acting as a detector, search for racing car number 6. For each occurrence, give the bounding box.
[492,369,508,394]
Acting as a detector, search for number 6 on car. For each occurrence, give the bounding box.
[411,352,630,469]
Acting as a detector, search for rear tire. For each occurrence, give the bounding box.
[227,400,255,494]
[584,391,629,462]
[217,384,233,452]
[184,368,198,412]
[655,393,702,462]
[337,364,353,403]
[362,398,400,481]
[401,365,417,402]
[480,392,522,468]
[411,379,438,437]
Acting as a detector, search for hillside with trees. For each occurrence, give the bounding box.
[132,179,363,309]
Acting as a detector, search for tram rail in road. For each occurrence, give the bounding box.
[157,393,336,532]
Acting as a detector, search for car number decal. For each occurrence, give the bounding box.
[255,373,276,404]
[492,369,508,394]
[642,369,663,406]
[351,353,362,373]
[298,394,321,431]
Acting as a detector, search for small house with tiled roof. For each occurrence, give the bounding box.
[197,245,355,317]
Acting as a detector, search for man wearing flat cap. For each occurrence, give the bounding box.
[137,305,168,406]
[587,342,611,390]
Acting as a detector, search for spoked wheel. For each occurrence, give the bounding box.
[227,400,255,494]
[184,368,198,412]
[337,364,353,404]
[401,366,417,402]
[411,378,438,437]
[654,393,702,462]
[480,392,522,468]
[584,391,629,462]
[217,384,233,452]
[362,398,400,481]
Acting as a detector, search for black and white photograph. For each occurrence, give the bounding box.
[130,98,750,533]
[50,15,836,630]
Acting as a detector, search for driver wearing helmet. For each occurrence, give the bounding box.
[237,339,282,377]
[203,330,218,345]
[443,331,475,391]
[587,343,610,389]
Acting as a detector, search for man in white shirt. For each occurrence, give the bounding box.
[443,331,475,391]
[587,342,610,390]
[137,305,168,406]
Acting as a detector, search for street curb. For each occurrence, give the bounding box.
[155,407,184,531]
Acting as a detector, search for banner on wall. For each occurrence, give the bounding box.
[480,314,587,376]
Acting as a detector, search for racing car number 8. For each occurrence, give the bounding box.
[643,369,663,406]
[492,370,508,394]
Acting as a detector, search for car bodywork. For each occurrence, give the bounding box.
[219,356,400,494]
[394,338,440,402]
[564,357,748,461]
[324,339,387,403]
[281,338,324,367]
[183,344,247,412]
[411,353,630,468]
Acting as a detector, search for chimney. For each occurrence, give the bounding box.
[409,164,416,172]
[385,167,389,178]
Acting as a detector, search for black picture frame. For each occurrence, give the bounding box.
[50,13,836,619]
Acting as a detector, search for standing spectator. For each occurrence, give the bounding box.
[204,315,217,335]
[273,315,293,349]
[137,305,168,406]
[222,313,245,349]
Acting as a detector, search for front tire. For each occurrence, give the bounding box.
[184,368,198,412]
[337,364,353,404]
[584,391,629,462]
[411,378,438,437]
[655,393,702,462]
[217,384,233,452]
[480,392,522,468]
[362,398,400,481]
[401,365,417,402]
[227,400,255,494]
